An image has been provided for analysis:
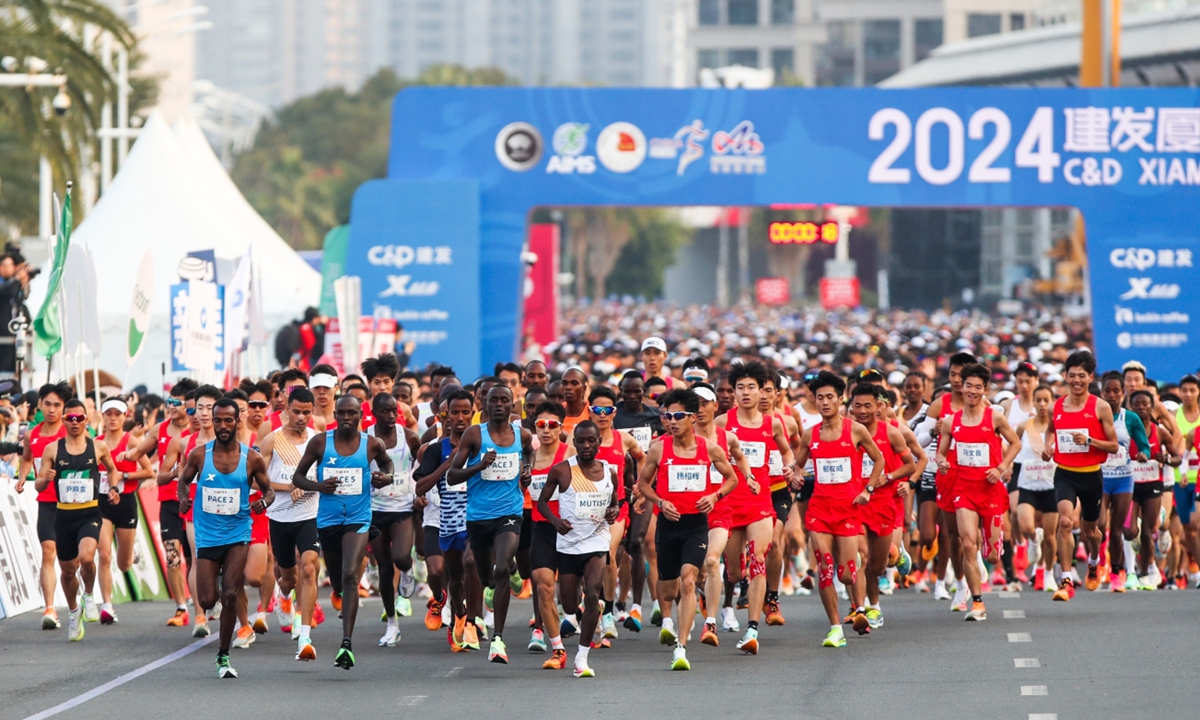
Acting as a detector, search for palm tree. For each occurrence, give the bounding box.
[0,1,135,225]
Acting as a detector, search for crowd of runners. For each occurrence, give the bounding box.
[12,312,1200,680]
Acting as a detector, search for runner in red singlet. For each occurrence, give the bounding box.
[761,371,801,626]
[527,400,573,666]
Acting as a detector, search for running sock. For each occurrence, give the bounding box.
[971,595,982,603]
[603,599,613,615]
[706,616,716,625]
[387,616,398,628]
[868,602,880,612]
[662,617,675,633]
[631,603,641,614]
[615,601,626,613]
[1087,554,1100,567]
[177,604,188,612]
[1002,540,1015,581]
[747,620,758,631]
[550,636,564,650]
[341,638,352,648]
[300,624,312,638]
[576,645,589,663]
[765,591,779,603]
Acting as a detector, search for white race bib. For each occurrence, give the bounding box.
[741,441,766,468]
[710,464,723,485]
[667,464,706,493]
[1132,461,1160,483]
[99,471,110,494]
[768,449,784,476]
[59,471,92,504]
[861,456,875,479]
[573,491,607,521]
[529,472,559,500]
[957,442,990,468]
[202,486,240,515]
[1056,429,1089,454]
[1103,445,1129,468]
[1187,450,1199,470]
[630,427,652,452]
[481,453,519,481]
[326,467,363,496]
[816,457,852,485]
[377,469,413,497]
[1022,460,1055,484]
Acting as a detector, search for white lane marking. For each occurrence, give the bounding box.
[1029,715,1058,720]
[998,590,1021,599]
[1021,686,1049,696]
[401,696,427,706]
[1008,632,1032,642]
[441,666,462,677]
[22,636,216,720]
[1004,609,1027,619]
[1013,658,1041,668]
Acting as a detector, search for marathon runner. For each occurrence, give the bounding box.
[537,421,620,678]
[636,388,738,670]
[35,399,120,641]
[641,337,682,390]
[292,395,395,670]
[761,371,800,626]
[560,368,590,434]
[1014,384,1061,593]
[1041,351,1119,600]
[612,370,661,632]
[935,364,1021,621]
[15,382,69,630]
[526,400,573,666]
[1171,374,1199,587]
[1098,372,1150,591]
[178,398,274,678]
[367,391,421,646]
[258,387,321,661]
[95,397,154,624]
[446,384,534,664]
[309,364,339,431]
[792,371,884,648]
[1128,389,1180,590]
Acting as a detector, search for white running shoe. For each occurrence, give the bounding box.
[396,596,413,617]
[82,594,100,623]
[399,569,416,599]
[601,612,618,639]
[719,606,740,632]
[379,624,401,647]
[933,582,951,600]
[68,607,85,641]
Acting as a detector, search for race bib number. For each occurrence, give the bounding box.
[630,427,652,452]
[957,442,990,468]
[667,464,706,493]
[861,456,875,479]
[279,464,316,485]
[202,486,240,515]
[710,464,723,485]
[1132,461,1160,483]
[768,449,784,476]
[1056,429,1089,454]
[816,457,852,485]
[99,471,110,494]
[741,441,766,468]
[377,469,413,497]
[1022,460,1055,484]
[573,491,607,521]
[1103,445,1129,468]
[1186,450,1199,470]
[529,472,559,500]
[481,453,519,481]
[59,471,92,504]
[326,467,363,496]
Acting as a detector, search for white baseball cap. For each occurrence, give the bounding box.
[641,337,667,353]
[310,373,337,389]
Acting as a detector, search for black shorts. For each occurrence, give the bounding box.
[99,492,139,529]
[269,518,320,569]
[519,509,533,551]
[557,550,607,578]
[771,487,794,523]
[467,515,523,560]
[37,500,56,544]
[371,510,413,536]
[1132,481,1164,505]
[160,500,185,542]
[1006,464,1021,493]
[1018,488,1058,515]
[1054,467,1103,523]
[422,525,443,558]
[318,523,377,550]
[530,520,559,572]
[655,513,708,582]
[196,541,248,563]
[798,475,816,502]
[54,508,102,561]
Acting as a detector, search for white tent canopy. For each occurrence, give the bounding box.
[28,109,320,388]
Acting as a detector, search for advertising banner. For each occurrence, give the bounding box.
[821,277,860,310]
[523,224,560,350]
[359,87,1200,379]
[756,277,791,307]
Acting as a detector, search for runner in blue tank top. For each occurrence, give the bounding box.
[178,398,273,679]
[294,395,394,671]
[447,385,533,665]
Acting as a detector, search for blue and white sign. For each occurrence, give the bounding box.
[170,281,225,373]
[347,87,1200,379]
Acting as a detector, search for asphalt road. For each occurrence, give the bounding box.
[2,583,1196,720]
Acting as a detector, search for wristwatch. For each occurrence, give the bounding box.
[866,484,876,494]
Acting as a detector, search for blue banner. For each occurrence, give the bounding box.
[354,87,1200,379]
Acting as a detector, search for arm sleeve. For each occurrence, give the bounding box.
[1125,413,1150,457]
[914,415,939,449]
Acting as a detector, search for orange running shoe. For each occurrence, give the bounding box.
[313,602,326,625]
[463,622,481,651]
[517,579,532,600]
[166,608,189,627]
[358,585,370,598]
[921,538,939,563]
[1097,562,1110,587]
[887,543,900,568]
[42,607,60,630]
[252,615,268,634]
[1085,565,1101,591]
[701,621,719,646]
[765,599,785,626]
[452,614,467,647]
[330,592,343,612]
[852,612,871,635]
[543,648,567,669]
[1052,578,1073,602]
[1111,569,1126,593]
[425,596,445,631]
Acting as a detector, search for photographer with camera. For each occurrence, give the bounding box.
[0,248,35,378]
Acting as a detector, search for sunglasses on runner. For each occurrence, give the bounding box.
[534,419,562,430]
[186,407,196,416]
[248,400,270,410]
[659,411,694,421]
[165,398,183,408]
[64,414,86,423]
[648,392,661,400]
[589,406,616,416]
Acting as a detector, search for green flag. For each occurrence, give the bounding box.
[33,185,71,358]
